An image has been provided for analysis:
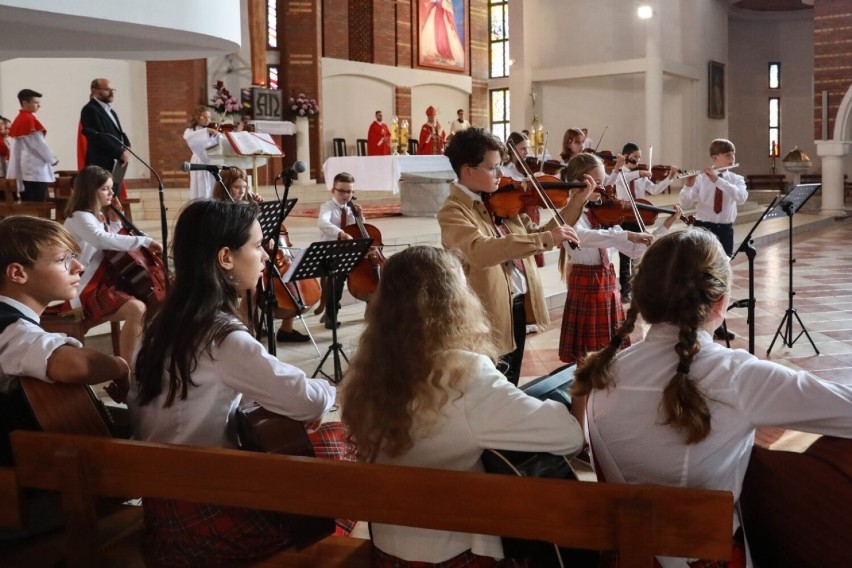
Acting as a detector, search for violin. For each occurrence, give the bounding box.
[500,143,582,250]
[103,202,168,306]
[587,186,694,228]
[635,163,679,183]
[486,176,586,219]
[342,199,386,303]
[523,156,564,176]
[266,225,322,319]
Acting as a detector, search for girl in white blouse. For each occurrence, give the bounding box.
[130,200,336,566]
[342,246,582,566]
[574,229,852,568]
[64,165,163,362]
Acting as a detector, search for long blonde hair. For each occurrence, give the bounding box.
[341,246,499,461]
[572,229,732,444]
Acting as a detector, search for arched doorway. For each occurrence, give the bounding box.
[815,85,852,216]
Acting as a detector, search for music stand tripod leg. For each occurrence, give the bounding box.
[767,196,819,356]
[311,271,348,384]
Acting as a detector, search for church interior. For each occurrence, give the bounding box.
[1,0,852,566]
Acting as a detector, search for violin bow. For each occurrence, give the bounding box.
[507,142,581,251]
[507,141,567,226]
[617,169,647,234]
[593,126,608,153]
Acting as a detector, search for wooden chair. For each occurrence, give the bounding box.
[356,139,368,156]
[332,138,347,157]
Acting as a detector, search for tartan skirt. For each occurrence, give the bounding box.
[142,422,355,567]
[80,263,134,323]
[558,263,629,365]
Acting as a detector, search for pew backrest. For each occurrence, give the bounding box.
[9,430,734,568]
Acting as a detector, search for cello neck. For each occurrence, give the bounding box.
[348,201,370,240]
[108,203,145,236]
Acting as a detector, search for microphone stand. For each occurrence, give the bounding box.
[89,131,171,289]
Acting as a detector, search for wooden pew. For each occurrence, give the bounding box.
[745,174,786,193]
[7,430,734,568]
[0,178,56,219]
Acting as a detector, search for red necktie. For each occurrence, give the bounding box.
[714,188,723,214]
[340,206,348,228]
[629,179,636,198]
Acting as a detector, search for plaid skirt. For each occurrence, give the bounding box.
[373,546,526,568]
[143,421,355,567]
[558,263,629,365]
[80,263,133,323]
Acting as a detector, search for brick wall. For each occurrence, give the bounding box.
[280,0,323,178]
[323,0,349,58]
[146,60,208,189]
[813,0,852,139]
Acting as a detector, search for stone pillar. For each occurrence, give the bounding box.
[644,1,663,160]
[815,140,849,217]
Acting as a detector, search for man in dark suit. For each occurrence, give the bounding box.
[80,78,130,172]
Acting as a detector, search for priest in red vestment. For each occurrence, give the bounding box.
[417,106,445,155]
[367,111,391,156]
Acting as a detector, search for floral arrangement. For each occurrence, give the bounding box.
[210,80,241,118]
[287,92,319,118]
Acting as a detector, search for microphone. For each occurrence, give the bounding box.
[276,160,307,180]
[180,162,232,173]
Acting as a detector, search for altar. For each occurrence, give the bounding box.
[322,155,456,216]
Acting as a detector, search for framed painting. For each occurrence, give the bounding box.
[708,60,725,119]
[417,0,467,72]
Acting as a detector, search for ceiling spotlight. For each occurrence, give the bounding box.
[637,4,653,19]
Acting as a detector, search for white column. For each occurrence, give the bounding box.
[295,116,314,185]
[815,140,850,216]
[644,1,663,158]
[508,0,531,132]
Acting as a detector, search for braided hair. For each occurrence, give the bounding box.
[573,229,731,443]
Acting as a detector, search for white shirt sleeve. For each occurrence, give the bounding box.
[0,320,82,385]
[215,330,336,421]
[463,355,583,456]
[318,199,343,241]
[66,211,151,252]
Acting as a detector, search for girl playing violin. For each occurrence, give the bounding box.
[559,127,585,164]
[607,142,679,300]
[184,105,224,201]
[63,165,163,363]
[574,228,852,568]
[557,153,680,367]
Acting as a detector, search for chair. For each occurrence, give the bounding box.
[356,139,368,156]
[408,139,419,155]
[332,138,347,157]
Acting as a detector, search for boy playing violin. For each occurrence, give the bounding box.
[608,142,679,300]
[438,127,589,386]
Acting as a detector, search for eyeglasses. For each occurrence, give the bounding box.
[99,87,117,93]
[60,253,79,271]
[333,188,353,195]
[468,164,502,175]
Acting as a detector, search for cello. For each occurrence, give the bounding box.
[266,225,322,319]
[103,201,167,306]
[342,200,386,303]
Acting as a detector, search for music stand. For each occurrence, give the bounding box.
[256,198,298,355]
[283,239,372,384]
[725,195,781,354]
[765,183,821,356]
